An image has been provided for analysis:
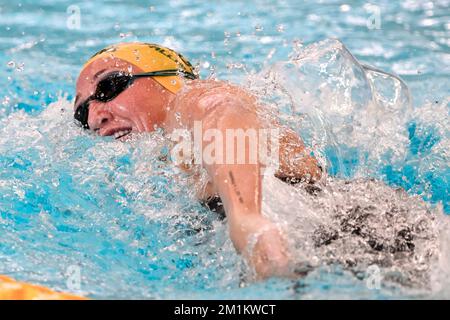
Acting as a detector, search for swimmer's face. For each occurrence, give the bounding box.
[75,58,174,139]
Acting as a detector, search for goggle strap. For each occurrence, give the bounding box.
[133,69,197,80]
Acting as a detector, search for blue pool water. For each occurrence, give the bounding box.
[0,0,449,299]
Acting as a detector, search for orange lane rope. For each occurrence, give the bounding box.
[0,275,86,300]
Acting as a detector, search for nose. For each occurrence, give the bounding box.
[88,101,113,131]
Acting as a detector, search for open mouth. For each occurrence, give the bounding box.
[113,129,132,140]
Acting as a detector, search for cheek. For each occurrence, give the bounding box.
[108,88,152,121]
[109,99,134,119]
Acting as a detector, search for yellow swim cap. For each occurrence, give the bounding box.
[83,42,197,93]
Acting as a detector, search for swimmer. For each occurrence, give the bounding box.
[74,42,322,278]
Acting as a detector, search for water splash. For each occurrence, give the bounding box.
[246,39,450,297]
[0,39,448,299]
[0,99,242,298]
[247,39,448,209]
[262,175,449,295]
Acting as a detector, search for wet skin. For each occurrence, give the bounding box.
[75,55,322,279]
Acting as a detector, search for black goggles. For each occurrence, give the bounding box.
[74,69,196,129]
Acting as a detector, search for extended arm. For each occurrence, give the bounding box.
[166,81,304,277]
[201,104,290,278]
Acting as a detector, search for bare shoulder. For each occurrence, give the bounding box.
[167,79,257,126]
[175,79,255,107]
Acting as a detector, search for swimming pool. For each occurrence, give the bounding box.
[0,0,449,299]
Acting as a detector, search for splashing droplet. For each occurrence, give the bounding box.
[340,4,351,12]
[2,96,11,106]
[266,48,276,60]
[16,62,25,72]
[276,24,285,33]
[119,32,133,39]
[255,25,263,32]
[291,39,304,57]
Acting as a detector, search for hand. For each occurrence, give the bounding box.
[229,214,292,279]
[249,220,292,279]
